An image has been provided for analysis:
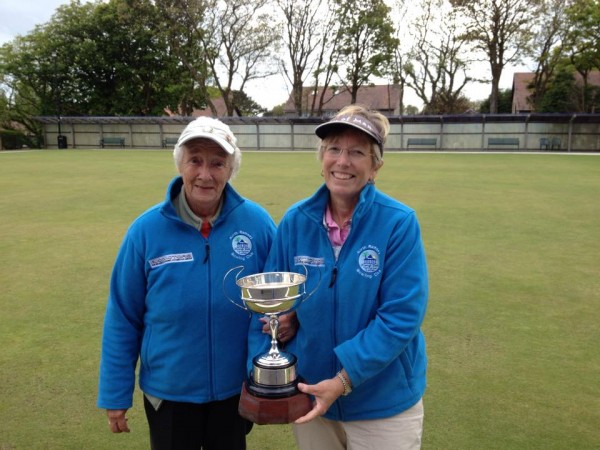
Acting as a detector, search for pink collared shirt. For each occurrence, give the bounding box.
[325,205,351,259]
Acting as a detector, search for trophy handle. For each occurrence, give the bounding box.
[298,264,322,303]
[223,265,249,312]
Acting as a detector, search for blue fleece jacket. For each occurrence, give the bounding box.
[98,176,275,409]
[252,183,428,421]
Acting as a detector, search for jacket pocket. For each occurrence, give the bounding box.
[141,325,153,374]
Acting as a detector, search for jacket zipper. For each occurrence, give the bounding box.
[203,235,215,396]
[329,266,337,287]
[204,242,210,263]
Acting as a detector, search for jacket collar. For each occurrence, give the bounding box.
[300,182,376,226]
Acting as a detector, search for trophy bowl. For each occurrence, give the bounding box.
[236,272,306,314]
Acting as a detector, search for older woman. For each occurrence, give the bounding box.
[257,105,429,449]
[98,117,276,449]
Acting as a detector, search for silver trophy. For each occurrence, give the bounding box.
[225,266,319,424]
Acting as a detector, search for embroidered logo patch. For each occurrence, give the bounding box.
[230,231,254,260]
[294,255,325,267]
[357,245,382,278]
[149,253,193,268]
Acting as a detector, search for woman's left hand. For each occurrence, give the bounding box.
[293,376,345,424]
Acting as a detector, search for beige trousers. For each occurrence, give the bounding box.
[292,399,424,450]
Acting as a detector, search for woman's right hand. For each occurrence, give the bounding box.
[293,375,346,424]
[107,409,130,433]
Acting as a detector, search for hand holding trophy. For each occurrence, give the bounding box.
[225,267,319,424]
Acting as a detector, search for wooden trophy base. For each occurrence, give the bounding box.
[238,381,313,425]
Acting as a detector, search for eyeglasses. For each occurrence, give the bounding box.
[324,146,371,160]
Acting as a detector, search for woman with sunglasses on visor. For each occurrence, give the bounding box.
[251,104,429,449]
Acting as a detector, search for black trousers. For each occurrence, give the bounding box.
[144,395,251,450]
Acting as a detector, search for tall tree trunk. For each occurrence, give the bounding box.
[490,63,503,113]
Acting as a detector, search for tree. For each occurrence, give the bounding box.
[388,0,410,114]
[537,67,579,112]
[333,0,398,103]
[0,0,186,121]
[563,0,600,111]
[89,0,184,115]
[403,0,472,114]
[276,0,327,116]
[266,103,286,116]
[451,0,540,113]
[231,90,267,116]
[526,0,600,113]
[199,0,281,116]
[276,0,344,116]
[526,0,571,111]
[0,84,8,128]
[155,0,214,115]
[0,60,43,139]
[307,4,343,116]
[478,87,513,113]
[403,104,420,115]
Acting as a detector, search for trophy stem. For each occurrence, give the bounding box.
[268,314,280,359]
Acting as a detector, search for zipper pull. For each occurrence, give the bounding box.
[204,243,210,263]
[329,266,337,287]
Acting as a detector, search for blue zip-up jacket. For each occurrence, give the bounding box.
[252,183,428,421]
[98,176,275,409]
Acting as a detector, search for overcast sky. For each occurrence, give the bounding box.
[0,0,73,45]
[0,0,527,109]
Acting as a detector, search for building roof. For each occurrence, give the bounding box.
[512,72,535,113]
[283,85,402,116]
[512,71,600,113]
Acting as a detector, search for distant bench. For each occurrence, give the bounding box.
[539,137,561,150]
[487,137,519,149]
[407,138,437,149]
[100,137,125,148]
[162,137,179,148]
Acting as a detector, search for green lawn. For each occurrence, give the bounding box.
[0,150,598,449]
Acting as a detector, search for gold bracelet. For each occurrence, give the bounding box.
[336,370,352,396]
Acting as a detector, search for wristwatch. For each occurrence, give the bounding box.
[336,370,352,396]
